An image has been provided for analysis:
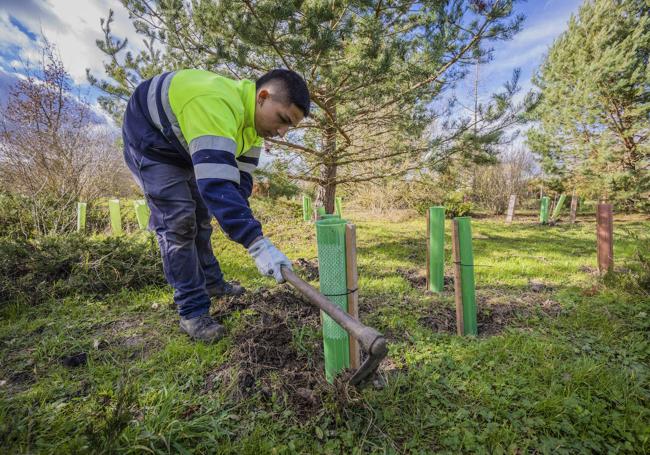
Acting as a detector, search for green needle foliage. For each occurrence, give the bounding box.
[91,0,532,211]
[527,0,650,211]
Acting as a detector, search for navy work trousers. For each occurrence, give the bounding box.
[123,140,224,318]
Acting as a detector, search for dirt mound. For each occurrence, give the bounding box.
[205,286,353,416]
[397,268,453,291]
[419,295,562,336]
[419,307,458,333]
[294,258,319,281]
[397,268,427,288]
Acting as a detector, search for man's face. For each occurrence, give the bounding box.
[254,87,305,139]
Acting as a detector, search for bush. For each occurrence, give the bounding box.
[608,231,650,295]
[254,162,300,200]
[0,192,151,239]
[0,234,165,306]
[250,196,302,224]
[350,179,447,214]
[0,191,84,238]
[86,198,142,234]
[444,193,472,218]
[0,192,31,239]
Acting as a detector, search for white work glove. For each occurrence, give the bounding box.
[248,237,292,283]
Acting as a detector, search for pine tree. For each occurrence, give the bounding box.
[528,0,650,211]
[91,0,529,210]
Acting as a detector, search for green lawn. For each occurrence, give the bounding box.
[1,207,648,454]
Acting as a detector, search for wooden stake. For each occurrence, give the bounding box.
[570,194,578,223]
[597,203,614,274]
[345,224,361,369]
[505,194,516,224]
[451,219,464,336]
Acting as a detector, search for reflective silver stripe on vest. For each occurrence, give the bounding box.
[159,71,189,152]
[244,146,262,158]
[194,163,241,184]
[189,135,237,156]
[236,161,257,175]
[146,74,163,131]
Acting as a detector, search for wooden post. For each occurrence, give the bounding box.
[505,194,516,223]
[345,224,360,370]
[451,220,464,336]
[597,203,614,274]
[570,194,578,223]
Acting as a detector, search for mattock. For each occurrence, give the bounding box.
[281,266,388,385]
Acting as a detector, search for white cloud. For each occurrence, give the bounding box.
[506,16,570,51]
[488,43,551,73]
[0,0,143,86]
[0,13,33,51]
[8,59,25,69]
[89,100,117,127]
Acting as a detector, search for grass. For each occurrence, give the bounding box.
[1,206,648,454]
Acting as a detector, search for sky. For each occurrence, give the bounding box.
[0,0,584,125]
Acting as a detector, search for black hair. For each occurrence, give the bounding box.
[256,69,311,117]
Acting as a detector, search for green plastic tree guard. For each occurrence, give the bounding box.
[320,214,340,220]
[315,217,350,383]
[456,217,477,336]
[317,207,326,217]
[551,194,566,220]
[427,206,445,292]
[108,199,122,235]
[302,195,312,221]
[77,202,87,233]
[133,199,150,230]
[335,197,343,217]
[539,197,550,224]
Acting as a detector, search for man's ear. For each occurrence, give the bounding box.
[257,88,270,105]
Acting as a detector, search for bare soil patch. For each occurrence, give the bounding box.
[419,292,562,336]
[396,268,454,291]
[92,315,162,361]
[294,258,319,281]
[205,286,358,416]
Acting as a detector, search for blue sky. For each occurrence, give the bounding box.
[0,0,583,122]
[453,0,583,115]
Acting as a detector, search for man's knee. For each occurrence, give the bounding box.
[167,213,198,242]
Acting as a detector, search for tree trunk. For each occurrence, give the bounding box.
[315,163,337,213]
[315,101,337,213]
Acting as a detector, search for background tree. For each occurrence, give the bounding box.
[0,40,132,235]
[92,0,532,211]
[527,0,650,211]
[470,146,535,214]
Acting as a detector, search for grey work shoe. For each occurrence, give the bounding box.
[207,281,246,299]
[179,313,225,343]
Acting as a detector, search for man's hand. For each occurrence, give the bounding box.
[247,237,292,283]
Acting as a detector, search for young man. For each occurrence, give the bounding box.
[122,68,310,342]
